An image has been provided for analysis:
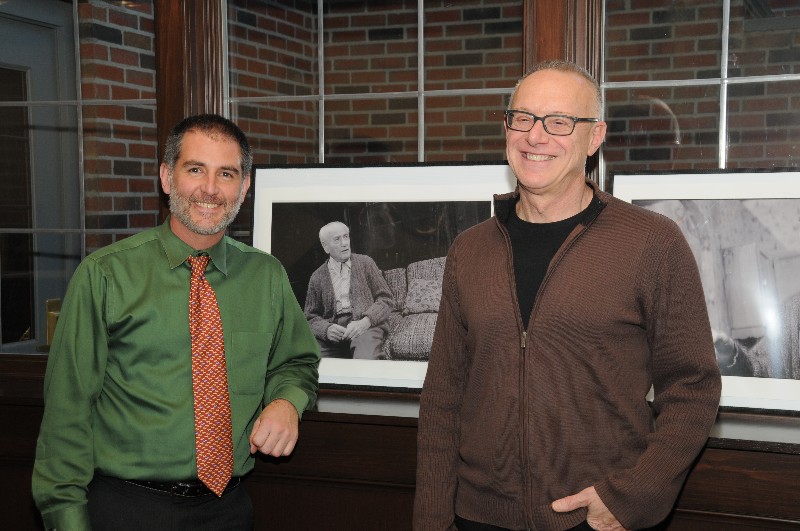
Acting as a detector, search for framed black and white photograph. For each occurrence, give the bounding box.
[613,170,800,413]
[252,163,516,391]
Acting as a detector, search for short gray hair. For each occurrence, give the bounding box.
[163,114,253,179]
[508,60,602,117]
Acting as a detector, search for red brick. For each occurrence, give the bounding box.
[109,9,137,28]
[94,64,125,83]
[126,69,154,88]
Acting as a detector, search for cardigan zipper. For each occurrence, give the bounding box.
[495,194,603,528]
[491,187,605,528]
[496,213,535,528]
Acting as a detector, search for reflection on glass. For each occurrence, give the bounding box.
[604,87,720,189]
[638,197,800,380]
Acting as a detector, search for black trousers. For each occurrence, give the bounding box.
[88,475,254,531]
[455,514,594,531]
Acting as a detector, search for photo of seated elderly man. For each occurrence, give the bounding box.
[304,221,396,360]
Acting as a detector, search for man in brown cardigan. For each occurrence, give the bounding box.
[414,61,721,531]
[304,221,395,359]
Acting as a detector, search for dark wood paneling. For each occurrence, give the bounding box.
[523,0,603,76]
[256,415,417,485]
[677,447,800,520]
[246,476,414,531]
[0,457,42,531]
[0,371,45,531]
[153,0,225,218]
[666,511,800,530]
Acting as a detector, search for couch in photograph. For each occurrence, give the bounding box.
[381,256,446,361]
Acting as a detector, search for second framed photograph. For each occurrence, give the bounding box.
[252,162,516,391]
[613,169,800,413]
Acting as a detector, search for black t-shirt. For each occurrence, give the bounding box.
[507,196,599,326]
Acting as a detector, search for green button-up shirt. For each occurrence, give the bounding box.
[32,219,320,530]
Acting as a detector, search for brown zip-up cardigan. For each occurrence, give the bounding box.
[414,181,721,531]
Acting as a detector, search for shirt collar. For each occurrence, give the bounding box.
[327,257,350,272]
[157,216,229,276]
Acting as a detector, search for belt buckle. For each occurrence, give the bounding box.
[172,477,239,497]
[172,481,205,497]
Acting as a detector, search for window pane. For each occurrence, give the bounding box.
[729,0,800,77]
[81,103,159,245]
[604,86,721,190]
[727,80,800,168]
[0,104,81,232]
[0,232,81,352]
[79,0,155,101]
[0,233,34,346]
[0,95,32,231]
[229,100,321,247]
[233,100,319,165]
[228,0,317,99]
[324,0,418,95]
[424,1,523,91]
[324,98,418,163]
[425,93,507,162]
[604,0,724,82]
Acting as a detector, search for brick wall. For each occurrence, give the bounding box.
[227,0,522,164]
[78,1,158,250]
[420,1,522,162]
[228,0,318,165]
[604,0,800,179]
[72,1,800,240]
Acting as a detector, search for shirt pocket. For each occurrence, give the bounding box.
[228,331,272,394]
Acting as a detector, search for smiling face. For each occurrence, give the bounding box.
[159,129,251,249]
[505,69,606,200]
[320,222,351,263]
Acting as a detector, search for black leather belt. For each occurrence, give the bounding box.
[125,476,241,497]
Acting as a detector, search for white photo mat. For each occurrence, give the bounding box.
[252,163,516,389]
[613,170,800,412]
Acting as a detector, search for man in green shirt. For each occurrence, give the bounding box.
[32,114,321,530]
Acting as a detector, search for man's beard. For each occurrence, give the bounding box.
[168,174,244,236]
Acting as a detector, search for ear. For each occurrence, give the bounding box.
[239,173,251,202]
[587,121,607,157]
[159,163,171,194]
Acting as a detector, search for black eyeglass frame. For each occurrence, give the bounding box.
[504,109,599,136]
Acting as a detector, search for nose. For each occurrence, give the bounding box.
[525,119,549,142]
[200,173,220,196]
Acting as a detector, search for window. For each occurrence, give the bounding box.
[225,0,523,165]
[0,0,157,353]
[602,0,800,189]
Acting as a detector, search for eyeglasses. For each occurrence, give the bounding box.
[504,109,599,136]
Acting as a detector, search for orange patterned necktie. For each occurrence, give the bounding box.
[188,255,233,496]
